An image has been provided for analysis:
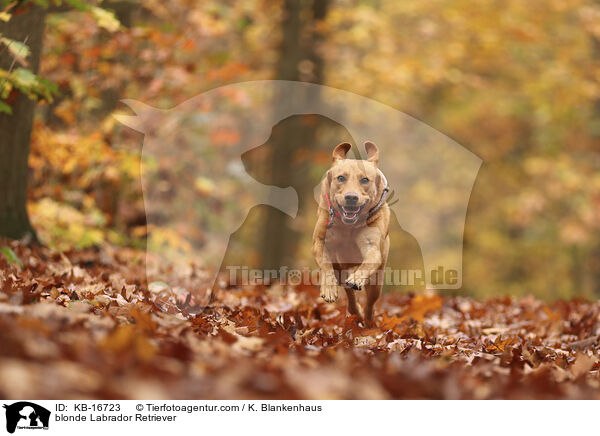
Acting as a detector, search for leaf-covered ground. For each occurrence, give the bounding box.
[1,240,600,399]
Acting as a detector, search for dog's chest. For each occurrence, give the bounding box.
[323,227,364,264]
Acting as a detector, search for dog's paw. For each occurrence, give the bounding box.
[345,271,369,290]
[320,284,340,303]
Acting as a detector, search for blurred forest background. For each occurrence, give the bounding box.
[2,0,600,300]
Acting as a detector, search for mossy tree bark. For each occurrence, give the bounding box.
[0,4,46,241]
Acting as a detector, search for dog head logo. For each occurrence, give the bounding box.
[116,80,481,306]
[3,402,50,433]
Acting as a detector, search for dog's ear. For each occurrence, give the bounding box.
[332,142,352,162]
[364,141,379,165]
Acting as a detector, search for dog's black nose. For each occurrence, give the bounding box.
[344,192,359,204]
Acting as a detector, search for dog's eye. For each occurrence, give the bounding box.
[360,177,370,184]
[337,175,346,182]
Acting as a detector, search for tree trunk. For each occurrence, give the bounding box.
[0,4,46,241]
[587,21,600,297]
[259,0,329,270]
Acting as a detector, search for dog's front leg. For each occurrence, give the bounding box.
[312,213,342,302]
[319,266,341,303]
[345,227,383,290]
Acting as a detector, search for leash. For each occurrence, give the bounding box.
[324,168,389,228]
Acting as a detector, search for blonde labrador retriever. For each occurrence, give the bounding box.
[312,141,390,324]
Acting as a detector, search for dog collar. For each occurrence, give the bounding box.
[324,169,389,228]
[324,192,340,229]
[367,169,390,220]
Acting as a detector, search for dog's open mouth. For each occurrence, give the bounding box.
[337,202,367,224]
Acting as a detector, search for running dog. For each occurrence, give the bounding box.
[312,141,390,324]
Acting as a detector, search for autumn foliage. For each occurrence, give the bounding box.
[1,0,595,301]
[3,0,600,402]
[1,239,600,400]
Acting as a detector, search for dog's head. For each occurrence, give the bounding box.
[325,141,383,225]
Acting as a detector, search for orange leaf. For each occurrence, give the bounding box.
[381,294,443,331]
